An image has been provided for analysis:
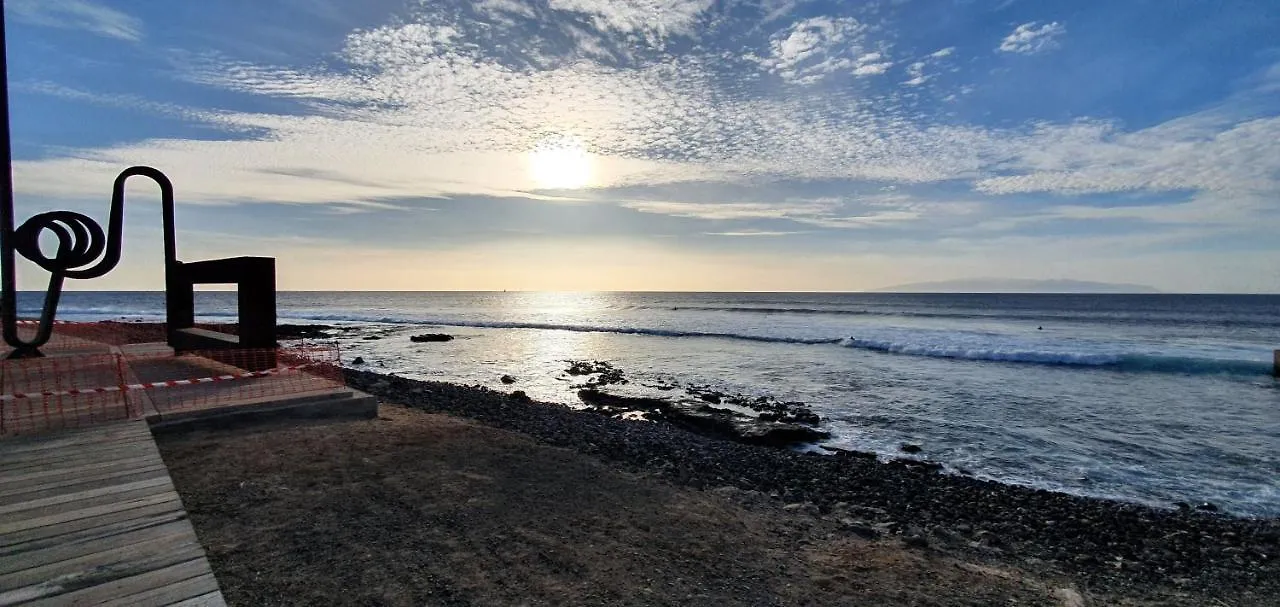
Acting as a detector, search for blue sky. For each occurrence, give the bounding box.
[5,0,1279,291]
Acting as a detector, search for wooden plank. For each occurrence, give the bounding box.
[0,457,164,493]
[0,528,204,593]
[1,557,212,607]
[0,430,156,458]
[98,573,221,607]
[0,519,197,576]
[2,483,176,527]
[0,491,180,536]
[0,476,174,518]
[0,443,159,472]
[0,506,187,556]
[0,466,169,507]
[0,432,153,458]
[0,423,150,452]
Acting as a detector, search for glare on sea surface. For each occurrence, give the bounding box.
[527,136,593,189]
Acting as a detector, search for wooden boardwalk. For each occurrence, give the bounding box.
[0,421,225,606]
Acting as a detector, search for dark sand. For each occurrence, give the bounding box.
[160,405,1087,606]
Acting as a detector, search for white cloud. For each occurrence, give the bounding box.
[929,46,955,58]
[903,61,929,86]
[7,0,142,41]
[477,0,537,20]
[975,114,1280,196]
[703,230,809,236]
[748,17,890,84]
[547,0,713,42]
[998,21,1064,54]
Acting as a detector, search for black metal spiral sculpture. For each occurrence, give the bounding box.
[1,168,177,357]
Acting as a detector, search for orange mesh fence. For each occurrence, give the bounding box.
[1,343,345,437]
[123,344,345,415]
[0,353,136,436]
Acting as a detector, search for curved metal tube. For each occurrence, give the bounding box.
[1,166,177,356]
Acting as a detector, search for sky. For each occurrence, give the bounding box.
[3,0,1279,292]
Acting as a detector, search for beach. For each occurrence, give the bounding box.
[154,368,1279,606]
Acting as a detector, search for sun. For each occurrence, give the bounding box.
[527,136,593,190]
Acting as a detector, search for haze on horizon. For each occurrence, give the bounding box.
[4,0,1279,293]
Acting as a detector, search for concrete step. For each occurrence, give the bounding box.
[148,389,378,434]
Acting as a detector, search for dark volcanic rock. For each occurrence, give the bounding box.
[566,361,628,387]
[509,390,531,403]
[500,375,517,384]
[900,443,923,454]
[410,333,454,342]
[277,324,334,340]
[362,335,382,341]
[344,369,1280,602]
[577,389,828,448]
[351,356,365,365]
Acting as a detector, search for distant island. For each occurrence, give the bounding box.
[873,278,1162,294]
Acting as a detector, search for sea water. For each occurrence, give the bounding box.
[24,291,1280,516]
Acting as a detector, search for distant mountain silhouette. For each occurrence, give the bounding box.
[873,278,1162,294]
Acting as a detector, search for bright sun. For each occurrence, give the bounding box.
[527,137,593,190]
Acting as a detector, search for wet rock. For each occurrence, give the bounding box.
[733,421,831,448]
[900,443,923,454]
[886,458,944,474]
[362,335,382,341]
[410,333,454,342]
[1196,502,1220,512]
[566,361,628,387]
[699,393,722,404]
[500,375,516,384]
[577,389,828,448]
[277,324,333,340]
[351,356,365,365]
[509,390,531,403]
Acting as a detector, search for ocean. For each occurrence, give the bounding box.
[22,291,1280,517]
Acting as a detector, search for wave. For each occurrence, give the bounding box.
[27,306,1274,377]
[837,338,1274,376]
[644,305,1280,328]
[283,313,847,345]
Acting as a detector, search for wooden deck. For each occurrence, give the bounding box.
[0,421,225,606]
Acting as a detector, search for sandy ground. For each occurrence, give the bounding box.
[153,404,1197,606]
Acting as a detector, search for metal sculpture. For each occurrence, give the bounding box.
[1,167,178,357]
[0,6,276,363]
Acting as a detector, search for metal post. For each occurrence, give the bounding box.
[0,2,21,348]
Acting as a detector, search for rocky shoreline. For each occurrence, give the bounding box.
[346,368,1278,602]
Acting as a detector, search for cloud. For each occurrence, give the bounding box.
[998,21,1064,54]
[903,61,928,86]
[975,114,1280,196]
[12,1,1280,249]
[619,194,947,229]
[703,230,808,236]
[546,0,714,43]
[747,16,891,84]
[7,0,143,41]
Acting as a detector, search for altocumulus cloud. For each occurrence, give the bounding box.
[7,0,1280,271]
